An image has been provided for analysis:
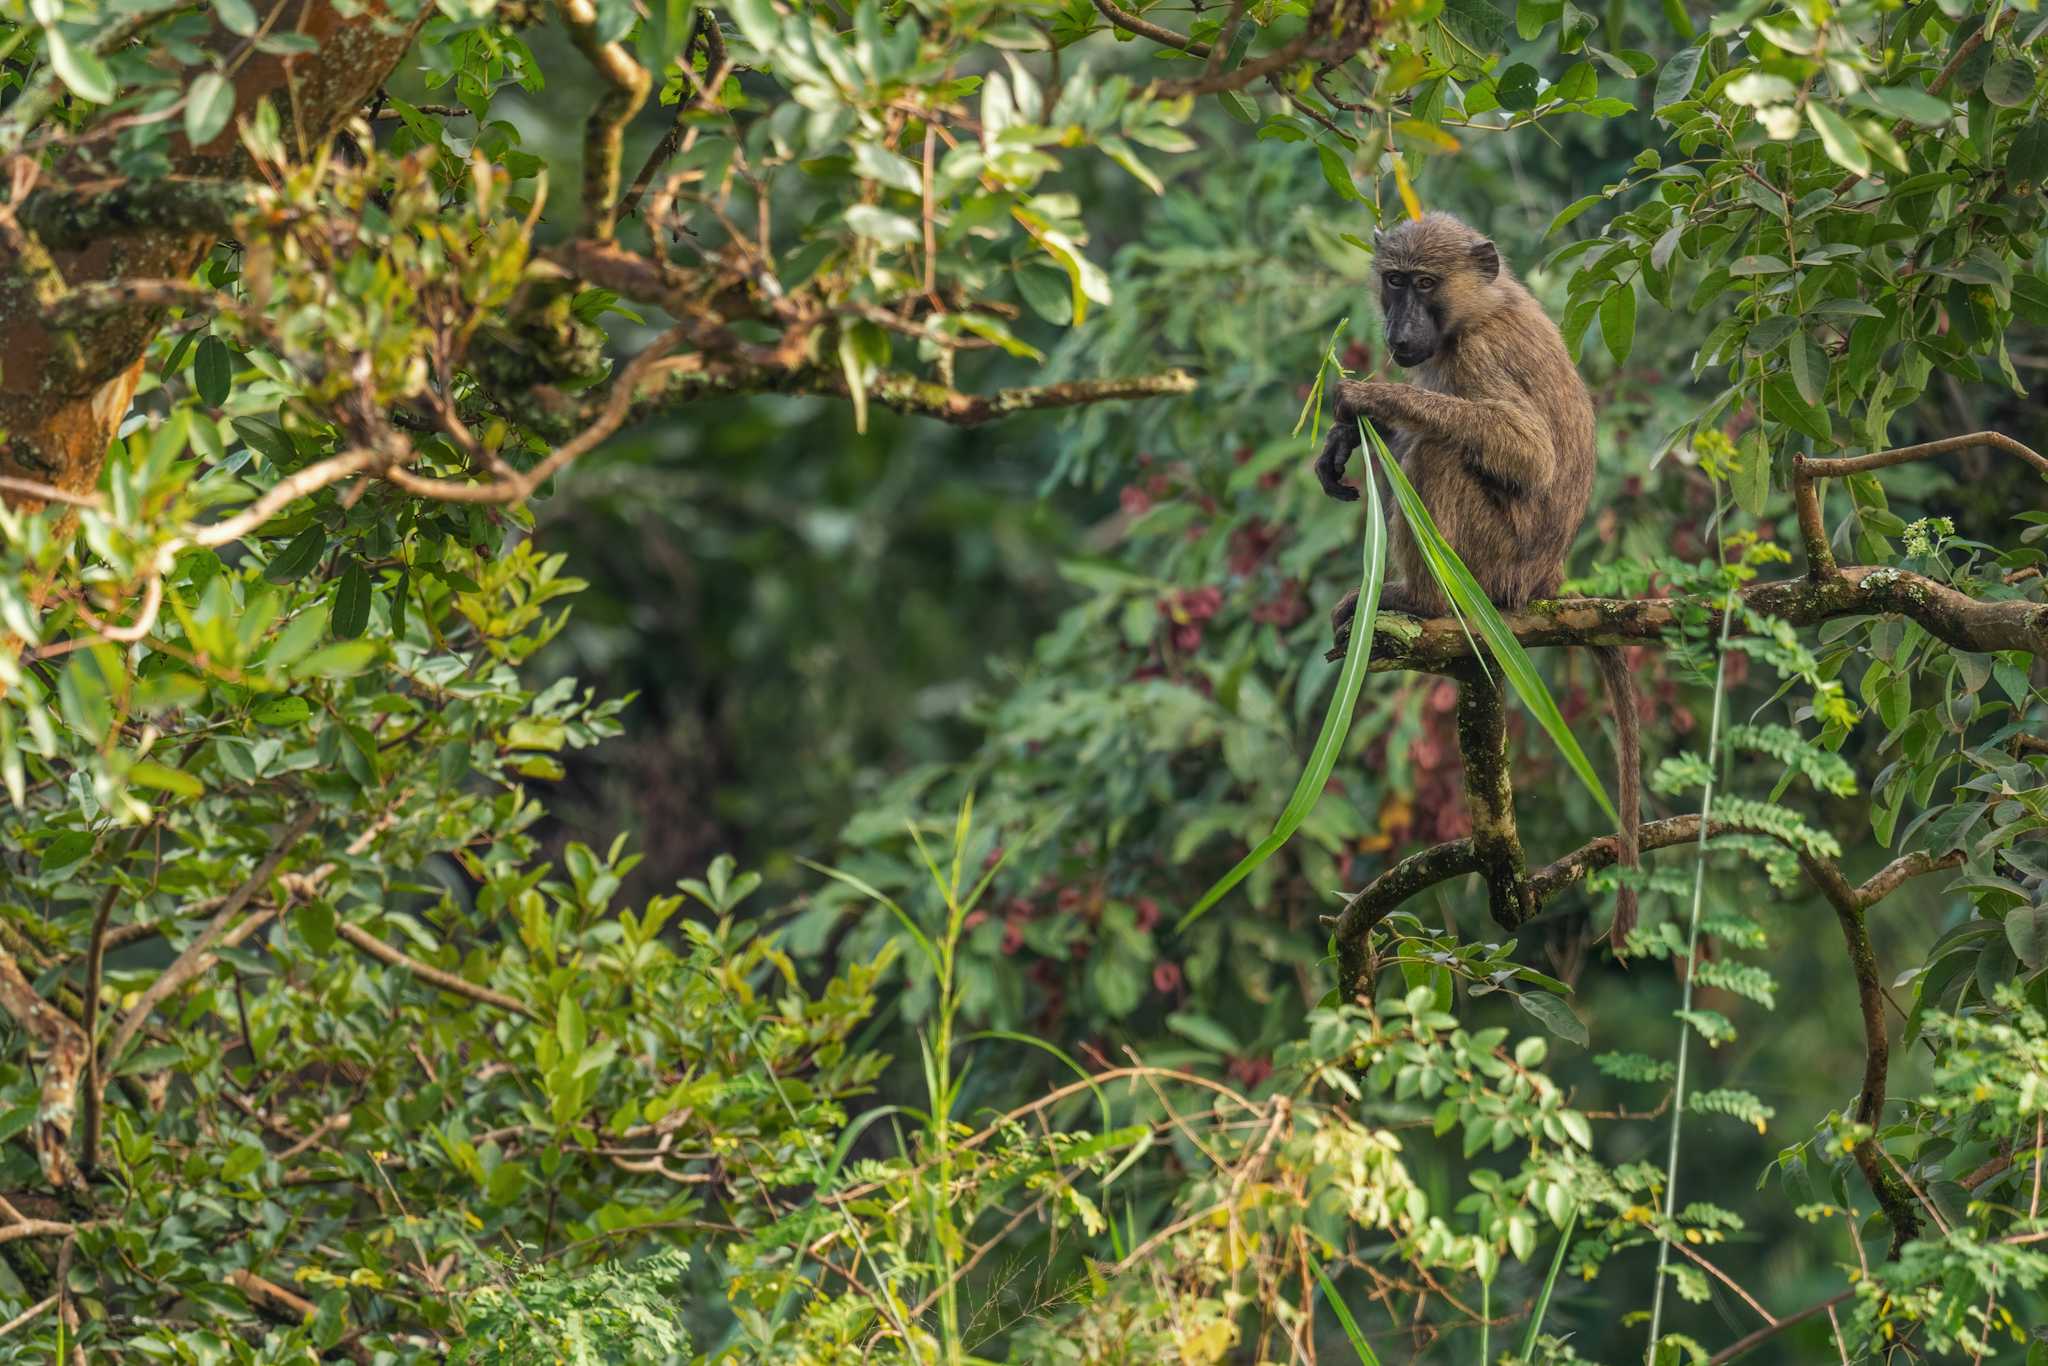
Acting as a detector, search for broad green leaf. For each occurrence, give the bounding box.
[1806,103,1869,176]
[1600,284,1636,366]
[128,760,203,798]
[1982,60,2035,109]
[1496,63,1541,112]
[184,71,235,146]
[194,336,232,406]
[251,696,312,726]
[330,561,371,639]
[263,525,327,583]
[1654,45,1703,111]
[2008,904,2048,972]
[1514,990,1589,1047]
[46,29,115,104]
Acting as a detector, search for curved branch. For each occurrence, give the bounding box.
[1332,814,1961,999]
[1796,430,2048,482]
[561,0,652,242]
[334,922,536,1019]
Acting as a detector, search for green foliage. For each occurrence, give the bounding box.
[3,0,2048,1358]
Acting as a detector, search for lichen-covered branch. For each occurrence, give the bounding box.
[1454,667,1535,933]
[1327,564,2048,670]
[561,0,652,242]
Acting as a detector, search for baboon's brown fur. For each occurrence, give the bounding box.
[1315,211,1641,947]
[1318,212,1596,616]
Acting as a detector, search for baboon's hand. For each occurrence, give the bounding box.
[1314,415,1360,501]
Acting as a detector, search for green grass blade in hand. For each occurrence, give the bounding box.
[1365,421,1619,825]
[1178,457,1387,930]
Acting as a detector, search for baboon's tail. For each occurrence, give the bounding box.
[1593,645,1641,955]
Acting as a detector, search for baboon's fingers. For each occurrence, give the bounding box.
[1314,425,1360,501]
[1329,588,1360,631]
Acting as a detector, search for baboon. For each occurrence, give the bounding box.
[1313,211,1642,947]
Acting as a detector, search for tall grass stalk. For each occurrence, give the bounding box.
[1643,537,1739,1361]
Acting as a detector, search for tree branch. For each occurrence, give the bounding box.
[334,921,536,1019]
[561,0,652,242]
[1327,566,2048,670]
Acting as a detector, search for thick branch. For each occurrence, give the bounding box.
[1454,668,1535,932]
[561,0,652,242]
[1326,566,2048,669]
[0,954,88,1188]
[17,179,261,251]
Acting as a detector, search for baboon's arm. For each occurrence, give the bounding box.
[1336,381,1555,488]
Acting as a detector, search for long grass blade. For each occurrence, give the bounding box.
[1364,419,1618,825]
[1311,1258,1384,1365]
[1179,457,1387,930]
[1520,1206,1579,1359]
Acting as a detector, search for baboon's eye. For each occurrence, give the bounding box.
[1384,272,1408,288]
[1414,275,1438,292]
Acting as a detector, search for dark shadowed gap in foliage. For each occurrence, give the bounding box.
[526,396,1102,904]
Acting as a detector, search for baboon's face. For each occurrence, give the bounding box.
[1373,225,1503,367]
[1378,268,1447,368]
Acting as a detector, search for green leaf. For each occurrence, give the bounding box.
[1520,1208,1579,1359]
[1179,424,1388,930]
[1546,193,1603,237]
[1806,103,1869,176]
[1982,60,2035,109]
[1164,1012,1242,1055]
[1787,333,1825,407]
[46,29,116,104]
[2008,904,2048,972]
[1317,144,1362,202]
[42,830,94,872]
[1861,85,1953,126]
[843,204,921,246]
[220,1142,267,1183]
[2009,123,2048,192]
[262,526,327,584]
[1599,284,1636,366]
[184,71,235,146]
[329,561,371,639]
[1763,371,1831,443]
[1654,45,1704,111]
[251,695,312,726]
[194,336,232,406]
[289,641,377,679]
[1724,71,1795,107]
[128,760,203,798]
[1515,990,1589,1047]
[1730,429,1770,517]
[1496,63,1541,112]
[231,418,297,468]
[1014,262,1074,325]
[1102,136,1164,195]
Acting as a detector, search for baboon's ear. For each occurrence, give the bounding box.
[1469,239,1501,282]
[1372,227,1385,250]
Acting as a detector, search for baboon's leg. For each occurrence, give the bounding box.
[1453,666,1535,930]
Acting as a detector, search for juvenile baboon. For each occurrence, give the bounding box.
[1314,212,1642,946]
